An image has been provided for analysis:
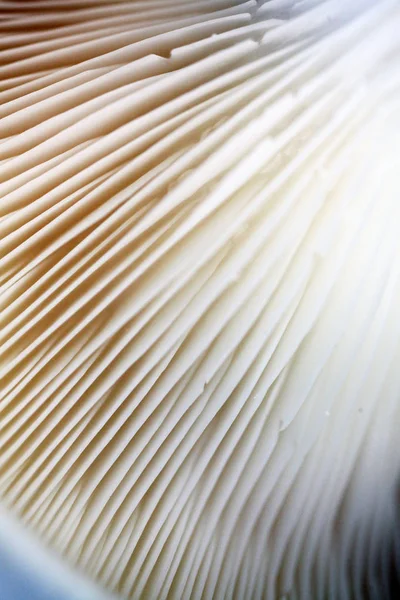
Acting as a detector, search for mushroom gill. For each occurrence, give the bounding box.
[0,0,400,598]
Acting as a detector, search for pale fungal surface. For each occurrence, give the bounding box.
[0,0,400,598]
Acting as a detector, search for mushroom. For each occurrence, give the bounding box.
[0,0,400,598]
